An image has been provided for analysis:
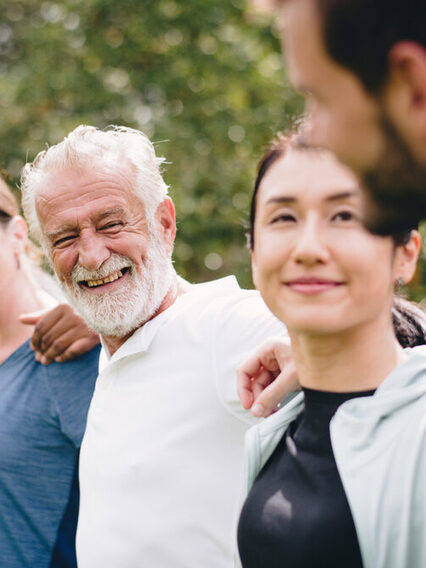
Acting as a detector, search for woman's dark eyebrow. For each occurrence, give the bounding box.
[265,196,297,205]
[265,190,358,206]
[325,190,358,202]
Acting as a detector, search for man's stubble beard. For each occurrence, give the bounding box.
[59,238,174,339]
[362,112,426,235]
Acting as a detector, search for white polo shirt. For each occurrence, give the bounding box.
[77,277,284,567]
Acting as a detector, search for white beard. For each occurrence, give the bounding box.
[59,239,174,338]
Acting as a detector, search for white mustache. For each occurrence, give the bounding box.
[71,254,133,284]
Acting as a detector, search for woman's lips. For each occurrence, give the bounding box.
[285,278,343,294]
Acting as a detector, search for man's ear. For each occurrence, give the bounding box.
[156,197,176,254]
[385,42,426,157]
[393,230,421,286]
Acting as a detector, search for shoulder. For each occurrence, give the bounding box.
[0,340,48,391]
[43,345,101,442]
[182,276,278,324]
[43,344,101,386]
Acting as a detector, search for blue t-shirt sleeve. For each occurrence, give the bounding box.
[43,345,101,447]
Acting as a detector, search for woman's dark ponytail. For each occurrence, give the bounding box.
[392,296,426,347]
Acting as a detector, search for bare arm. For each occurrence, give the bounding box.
[237,336,299,417]
[19,304,100,365]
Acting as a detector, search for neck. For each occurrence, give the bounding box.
[0,273,45,361]
[289,317,405,392]
[102,275,186,356]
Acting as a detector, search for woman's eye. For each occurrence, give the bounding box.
[271,213,296,224]
[333,211,354,222]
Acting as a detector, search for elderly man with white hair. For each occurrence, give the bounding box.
[20,125,285,568]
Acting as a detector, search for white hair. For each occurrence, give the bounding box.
[20,125,169,246]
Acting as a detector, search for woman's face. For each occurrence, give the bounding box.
[0,218,26,295]
[252,149,412,337]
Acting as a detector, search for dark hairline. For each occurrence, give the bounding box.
[248,133,412,249]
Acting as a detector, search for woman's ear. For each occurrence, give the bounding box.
[7,215,28,257]
[251,251,259,289]
[393,230,421,285]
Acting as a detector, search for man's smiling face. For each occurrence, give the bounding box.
[36,161,175,338]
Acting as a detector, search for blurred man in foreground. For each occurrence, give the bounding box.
[264,0,426,234]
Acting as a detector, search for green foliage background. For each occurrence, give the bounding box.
[0,0,424,299]
[0,0,302,289]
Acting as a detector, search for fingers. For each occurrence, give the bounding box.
[237,336,297,417]
[29,304,71,353]
[54,336,100,363]
[34,351,49,365]
[26,303,100,364]
[236,343,280,409]
[40,327,84,364]
[252,362,299,418]
[19,309,50,326]
[236,364,256,410]
[261,336,292,370]
[31,304,75,356]
[252,368,276,400]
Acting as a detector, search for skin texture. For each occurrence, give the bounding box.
[239,148,420,408]
[20,305,100,365]
[236,335,298,417]
[251,151,399,338]
[0,216,47,364]
[280,0,386,173]
[36,162,177,355]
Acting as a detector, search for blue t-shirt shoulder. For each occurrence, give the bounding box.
[0,340,100,568]
[42,342,101,445]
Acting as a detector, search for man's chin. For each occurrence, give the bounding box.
[61,290,142,338]
[362,182,426,235]
[76,305,149,338]
[89,320,140,338]
[362,111,426,235]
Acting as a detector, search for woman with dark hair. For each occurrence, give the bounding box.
[237,136,426,568]
[0,179,100,568]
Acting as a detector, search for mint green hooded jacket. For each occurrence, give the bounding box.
[244,346,426,568]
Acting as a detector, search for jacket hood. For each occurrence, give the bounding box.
[330,345,426,456]
[337,345,426,418]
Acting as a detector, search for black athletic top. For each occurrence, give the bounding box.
[238,387,375,568]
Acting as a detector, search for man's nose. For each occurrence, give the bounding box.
[77,232,110,271]
[305,101,327,149]
[292,215,330,266]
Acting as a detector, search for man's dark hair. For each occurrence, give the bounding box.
[314,0,426,93]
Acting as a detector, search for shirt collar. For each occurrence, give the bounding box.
[98,275,240,372]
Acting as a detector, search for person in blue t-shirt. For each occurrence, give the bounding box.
[0,178,100,568]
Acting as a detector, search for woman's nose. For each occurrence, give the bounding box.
[292,216,330,265]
